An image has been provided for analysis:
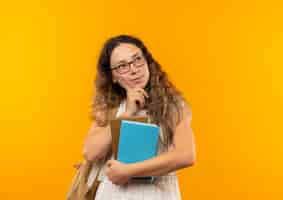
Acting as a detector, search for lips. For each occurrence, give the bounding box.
[131,76,143,81]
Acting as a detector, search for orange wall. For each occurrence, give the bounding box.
[0,0,282,199]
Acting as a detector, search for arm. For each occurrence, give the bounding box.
[82,121,112,162]
[82,111,131,161]
[127,102,196,177]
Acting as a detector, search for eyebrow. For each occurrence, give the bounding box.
[115,52,140,65]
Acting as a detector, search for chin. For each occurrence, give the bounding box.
[133,83,145,88]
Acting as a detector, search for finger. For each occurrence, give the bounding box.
[138,95,145,107]
[133,92,145,103]
[106,160,112,167]
[135,88,149,98]
[134,95,145,108]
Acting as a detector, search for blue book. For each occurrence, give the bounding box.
[117,120,160,182]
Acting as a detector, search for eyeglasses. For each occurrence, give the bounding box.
[110,55,146,74]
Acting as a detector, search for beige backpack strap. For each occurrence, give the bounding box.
[109,106,119,120]
[84,106,119,194]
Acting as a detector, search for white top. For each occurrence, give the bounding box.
[87,99,183,200]
[101,99,175,180]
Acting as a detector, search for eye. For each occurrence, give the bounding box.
[135,56,142,61]
[118,63,127,68]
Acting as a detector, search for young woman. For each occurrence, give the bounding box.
[83,35,196,200]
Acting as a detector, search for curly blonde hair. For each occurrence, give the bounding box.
[90,35,189,149]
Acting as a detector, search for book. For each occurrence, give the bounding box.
[110,116,148,160]
[117,120,160,163]
[110,117,160,182]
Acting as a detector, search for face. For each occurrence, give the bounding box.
[110,43,150,89]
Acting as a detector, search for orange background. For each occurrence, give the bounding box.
[0,0,282,199]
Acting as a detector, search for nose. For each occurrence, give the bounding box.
[129,63,139,74]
